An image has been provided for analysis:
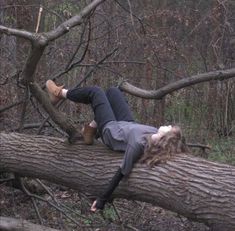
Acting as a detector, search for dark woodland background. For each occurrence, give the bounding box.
[0,0,234,230]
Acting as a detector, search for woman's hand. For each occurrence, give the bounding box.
[90,198,106,212]
[90,200,97,212]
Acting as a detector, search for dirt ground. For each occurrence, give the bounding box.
[0,182,209,231]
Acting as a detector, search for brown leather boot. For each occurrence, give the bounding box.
[46,80,64,104]
[82,124,97,145]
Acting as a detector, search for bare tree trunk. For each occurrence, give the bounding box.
[0,216,59,231]
[1,132,235,231]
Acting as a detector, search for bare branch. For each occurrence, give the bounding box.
[19,178,84,228]
[0,25,35,41]
[0,0,106,43]
[0,101,23,114]
[187,143,211,150]
[45,0,106,42]
[28,82,79,141]
[120,68,235,99]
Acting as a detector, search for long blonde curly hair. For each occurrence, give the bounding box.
[141,126,188,167]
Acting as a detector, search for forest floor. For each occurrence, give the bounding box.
[0,182,209,231]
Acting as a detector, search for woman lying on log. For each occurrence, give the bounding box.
[46,80,188,212]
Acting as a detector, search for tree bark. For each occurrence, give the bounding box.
[0,216,59,231]
[1,132,235,231]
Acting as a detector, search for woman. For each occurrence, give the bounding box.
[46,80,187,212]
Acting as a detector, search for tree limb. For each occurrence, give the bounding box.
[119,68,235,99]
[0,25,35,41]
[0,0,106,43]
[45,0,106,42]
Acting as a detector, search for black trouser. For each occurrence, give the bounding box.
[66,86,134,132]
[67,86,133,210]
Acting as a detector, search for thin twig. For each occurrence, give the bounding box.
[20,179,83,228]
[125,224,141,231]
[65,18,92,71]
[31,197,44,224]
[132,202,146,224]
[111,201,122,223]
[29,98,67,136]
[35,179,92,221]
[35,5,43,33]
[114,0,146,34]
[0,100,23,113]
[18,178,43,224]
[186,143,211,150]
[75,47,119,88]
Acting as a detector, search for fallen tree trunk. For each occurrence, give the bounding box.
[0,216,59,231]
[1,132,235,231]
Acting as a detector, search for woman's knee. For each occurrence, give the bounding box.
[88,86,106,98]
[90,86,103,93]
[106,87,120,96]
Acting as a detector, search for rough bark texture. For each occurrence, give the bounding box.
[1,132,235,231]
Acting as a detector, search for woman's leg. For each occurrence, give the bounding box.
[105,87,134,122]
[66,86,116,132]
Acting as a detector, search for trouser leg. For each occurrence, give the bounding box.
[106,87,134,122]
[66,86,116,132]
